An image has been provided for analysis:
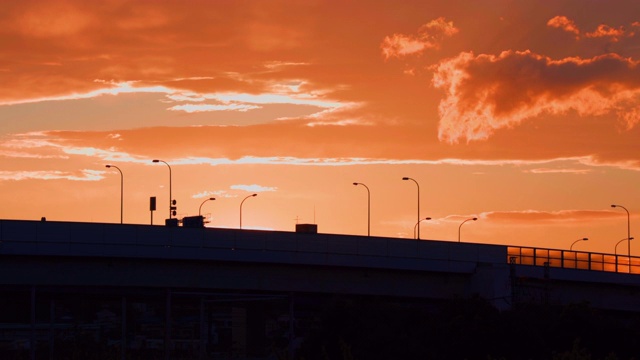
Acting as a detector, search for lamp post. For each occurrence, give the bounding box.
[570,237,589,251]
[611,204,631,260]
[353,182,370,236]
[458,217,477,242]
[414,217,431,240]
[105,165,123,224]
[402,177,420,240]
[615,237,634,272]
[153,160,173,219]
[615,237,634,255]
[570,237,589,269]
[199,197,216,216]
[240,194,257,229]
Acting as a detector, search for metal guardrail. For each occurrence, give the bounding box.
[508,246,640,274]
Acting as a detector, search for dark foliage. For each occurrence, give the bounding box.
[296,296,640,360]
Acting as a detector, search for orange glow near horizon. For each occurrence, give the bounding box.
[1,1,640,255]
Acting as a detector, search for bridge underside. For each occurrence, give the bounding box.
[0,254,473,300]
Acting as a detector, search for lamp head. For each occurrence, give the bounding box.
[631,237,635,241]
[209,197,216,201]
[425,217,432,220]
[353,182,358,186]
[472,217,478,221]
[402,177,409,180]
[152,159,160,163]
[252,193,257,197]
[105,165,111,168]
[582,237,589,241]
[611,204,617,208]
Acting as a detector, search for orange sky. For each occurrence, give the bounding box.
[2,0,640,255]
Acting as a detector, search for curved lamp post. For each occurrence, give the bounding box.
[240,194,257,229]
[570,237,589,251]
[105,165,123,224]
[458,217,477,242]
[615,237,634,255]
[615,237,634,272]
[353,182,370,236]
[199,197,216,216]
[611,204,631,260]
[152,159,173,218]
[414,217,431,240]
[402,177,420,240]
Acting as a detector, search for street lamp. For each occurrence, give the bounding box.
[240,194,257,229]
[611,204,631,260]
[105,165,123,224]
[153,159,173,219]
[199,197,216,216]
[414,217,431,240]
[570,237,589,251]
[353,182,370,236]
[458,217,477,242]
[615,237,634,255]
[402,177,420,240]
[615,237,634,273]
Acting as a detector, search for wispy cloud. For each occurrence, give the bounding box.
[0,170,104,181]
[192,190,235,199]
[523,168,592,175]
[547,15,635,42]
[0,80,172,106]
[479,209,621,224]
[168,103,261,113]
[230,184,277,193]
[381,17,459,59]
[547,16,581,39]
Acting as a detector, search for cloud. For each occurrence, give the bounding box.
[4,123,640,173]
[585,24,631,42]
[168,103,261,113]
[547,16,580,39]
[230,184,277,193]
[480,209,620,224]
[0,170,103,181]
[547,16,634,42]
[432,50,640,143]
[192,190,235,199]
[523,168,592,175]
[381,17,459,59]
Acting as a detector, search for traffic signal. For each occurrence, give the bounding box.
[170,199,177,216]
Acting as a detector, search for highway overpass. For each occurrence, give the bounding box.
[0,219,639,359]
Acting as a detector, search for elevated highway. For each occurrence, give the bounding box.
[0,219,638,312]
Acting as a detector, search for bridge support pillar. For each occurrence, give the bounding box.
[469,263,512,311]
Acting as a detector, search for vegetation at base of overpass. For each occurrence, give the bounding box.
[296,296,640,360]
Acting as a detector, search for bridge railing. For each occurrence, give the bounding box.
[507,246,640,274]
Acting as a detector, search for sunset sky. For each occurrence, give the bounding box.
[2,0,640,254]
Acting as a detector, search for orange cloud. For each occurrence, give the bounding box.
[0,169,103,181]
[585,24,631,42]
[481,209,621,224]
[381,17,459,59]
[432,51,640,143]
[523,168,592,175]
[547,15,634,42]
[547,16,580,39]
[4,121,639,173]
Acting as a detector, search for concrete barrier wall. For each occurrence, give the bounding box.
[0,219,506,274]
